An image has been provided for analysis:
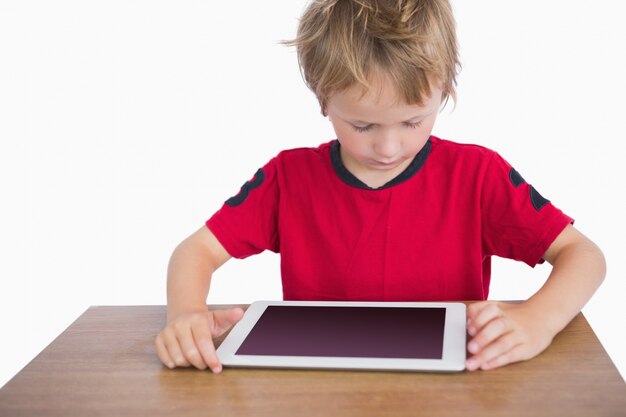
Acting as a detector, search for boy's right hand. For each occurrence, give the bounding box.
[155,307,244,373]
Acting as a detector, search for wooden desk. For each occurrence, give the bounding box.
[0,305,624,417]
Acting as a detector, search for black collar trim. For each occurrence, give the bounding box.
[330,137,432,190]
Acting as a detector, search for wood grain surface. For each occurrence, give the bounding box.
[0,305,624,417]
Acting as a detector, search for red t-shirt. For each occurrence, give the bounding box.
[206,136,573,301]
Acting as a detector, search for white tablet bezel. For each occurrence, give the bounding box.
[216,300,467,372]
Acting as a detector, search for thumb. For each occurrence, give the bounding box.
[211,307,245,338]
[466,301,490,321]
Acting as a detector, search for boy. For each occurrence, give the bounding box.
[155,0,605,373]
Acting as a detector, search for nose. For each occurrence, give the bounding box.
[373,134,400,159]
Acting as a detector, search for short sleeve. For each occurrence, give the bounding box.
[480,152,574,267]
[206,158,280,259]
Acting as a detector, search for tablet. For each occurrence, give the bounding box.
[217,300,466,372]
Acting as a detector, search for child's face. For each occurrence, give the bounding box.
[326,74,442,188]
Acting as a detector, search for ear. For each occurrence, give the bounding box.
[318,97,328,117]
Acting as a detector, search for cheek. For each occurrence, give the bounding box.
[410,119,436,145]
[400,128,431,155]
[335,125,363,150]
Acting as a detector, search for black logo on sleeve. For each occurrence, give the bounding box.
[529,186,549,211]
[225,168,266,207]
[508,167,550,211]
[509,168,526,187]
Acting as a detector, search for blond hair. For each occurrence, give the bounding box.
[282,0,460,115]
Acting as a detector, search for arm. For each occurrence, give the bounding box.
[465,224,606,371]
[155,226,243,373]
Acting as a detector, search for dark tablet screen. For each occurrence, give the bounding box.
[235,306,446,359]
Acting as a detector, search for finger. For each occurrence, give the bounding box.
[466,301,491,321]
[163,327,191,367]
[467,303,503,336]
[466,301,493,333]
[480,343,528,370]
[178,326,208,370]
[211,308,245,338]
[155,334,176,369]
[467,332,520,371]
[190,317,222,373]
[468,315,512,355]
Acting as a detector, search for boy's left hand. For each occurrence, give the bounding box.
[465,301,555,371]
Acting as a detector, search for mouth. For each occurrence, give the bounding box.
[372,159,401,167]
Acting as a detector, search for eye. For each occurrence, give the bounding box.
[404,121,423,129]
[352,124,373,133]
[351,120,423,133]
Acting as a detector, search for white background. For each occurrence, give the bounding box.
[1,0,624,387]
